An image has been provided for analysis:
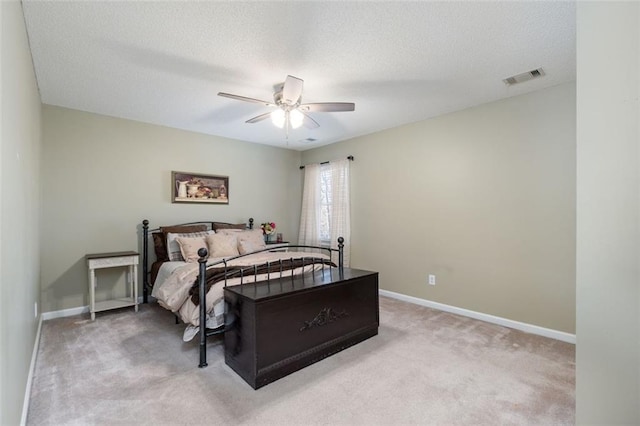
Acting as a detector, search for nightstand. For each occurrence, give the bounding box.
[266,241,289,252]
[86,251,139,320]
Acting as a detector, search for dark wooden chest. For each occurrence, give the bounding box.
[223,268,379,389]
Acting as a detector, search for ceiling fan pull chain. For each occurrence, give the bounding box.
[285,112,290,140]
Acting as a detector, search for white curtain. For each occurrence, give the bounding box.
[298,163,322,247]
[298,159,351,266]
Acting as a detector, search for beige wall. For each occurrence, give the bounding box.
[1,1,43,424]
[302,83,576,333]
[576,2,640,424]
[41,106,302,313]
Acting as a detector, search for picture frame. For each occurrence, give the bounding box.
[171,171,229,204]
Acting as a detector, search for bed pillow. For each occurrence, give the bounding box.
[212,222,247,232]
[160,225,208,245]
[236,229,267,252]
[205,233,240,257]
[159,224,208,257]
[166,230,214,261]
[152,232,169,262]
[176,236,209,263]
[217,228,258,237]
[237,238,266,255]
[160,224,208,236]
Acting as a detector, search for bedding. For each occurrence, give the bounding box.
[151,259,227,340]
[152,251,335,340]
[143,219,254,303]
[152,261,185,290]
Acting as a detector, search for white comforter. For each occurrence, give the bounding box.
[152,251,333,330]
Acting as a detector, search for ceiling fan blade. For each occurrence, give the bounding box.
[302,112,320,129]
[282,75,304,105]
[245,112,272,124]
[218,92,275,107]
[299,102,355,112]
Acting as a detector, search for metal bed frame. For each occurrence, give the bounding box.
[141,218,344,368]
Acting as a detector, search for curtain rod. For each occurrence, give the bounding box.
[299,155,354,170]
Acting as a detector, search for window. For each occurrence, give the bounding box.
[298,159,351,266]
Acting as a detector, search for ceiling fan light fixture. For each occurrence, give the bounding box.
[219,75,355,135]
[290,109,304,129]
[271,109,285,128]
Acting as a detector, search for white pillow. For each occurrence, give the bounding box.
[236,229,266,249]
[206,233,240,257]
[238,238,266,255]
[166,230,214,261]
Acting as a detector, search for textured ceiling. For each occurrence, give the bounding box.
[22,1,576,151]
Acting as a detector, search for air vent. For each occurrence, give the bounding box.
[503,68,545,86]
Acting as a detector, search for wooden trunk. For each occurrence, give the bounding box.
[223,268,379,389]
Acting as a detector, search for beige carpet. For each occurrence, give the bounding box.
[27,296,574,425]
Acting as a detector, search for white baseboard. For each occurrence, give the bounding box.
[41,296,146,321]
[41,305,89,321]
[379,289,576,344]
[21,315,43,426]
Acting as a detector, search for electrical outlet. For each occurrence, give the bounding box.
[428,274,436,286]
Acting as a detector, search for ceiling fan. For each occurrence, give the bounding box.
[218,75,355,135]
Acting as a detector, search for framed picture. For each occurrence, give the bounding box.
[172,171,229,204]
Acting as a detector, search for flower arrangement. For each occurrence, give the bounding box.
[261,222,276,235]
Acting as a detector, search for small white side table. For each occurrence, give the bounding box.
[86,251,139,320]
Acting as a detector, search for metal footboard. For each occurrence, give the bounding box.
[196,238,345,368]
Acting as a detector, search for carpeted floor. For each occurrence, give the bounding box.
[27,296,575,425]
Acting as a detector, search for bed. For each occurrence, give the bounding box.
[141,218,379,388]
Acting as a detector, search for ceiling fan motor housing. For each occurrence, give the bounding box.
[274,83,301,107]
